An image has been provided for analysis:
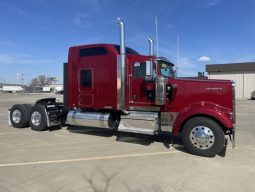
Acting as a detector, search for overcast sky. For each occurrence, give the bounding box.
[0,0,255,84]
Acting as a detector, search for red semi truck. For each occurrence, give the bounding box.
[9,19,235,157]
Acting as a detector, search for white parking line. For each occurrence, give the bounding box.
[0,151,179,168]
[235,146,255,150]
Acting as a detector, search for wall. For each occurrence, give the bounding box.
[208,71,255,98]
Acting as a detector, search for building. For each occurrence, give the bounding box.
[206,62,255,98]
[0,85,24,93]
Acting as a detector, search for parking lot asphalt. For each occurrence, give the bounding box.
[0,93,254,192]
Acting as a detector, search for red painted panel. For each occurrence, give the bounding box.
[67,44,119,110]
[78,94,94,107]
[165,78,234,133]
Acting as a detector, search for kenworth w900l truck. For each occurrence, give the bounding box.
[9,19,235,157]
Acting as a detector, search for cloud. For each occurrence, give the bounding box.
[178,57,196,68]
[177,57,199,77]
[198,56,211,62]
[207,0,221,7]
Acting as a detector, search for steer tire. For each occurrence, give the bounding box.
[29,105,48,131]
[10,104,30,128]
[182,117,225,157]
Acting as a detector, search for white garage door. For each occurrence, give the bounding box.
[208,72,255,98]
[244,73,255,98]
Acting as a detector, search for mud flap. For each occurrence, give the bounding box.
[229,127,235,149]
[8,109,11,126]
[232,127,235,149]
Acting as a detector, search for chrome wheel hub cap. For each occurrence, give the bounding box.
[12,109,21,123]
[31,111,41,126]
[190,126,215,149]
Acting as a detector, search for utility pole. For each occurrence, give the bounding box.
[0,75,3,91]
[21,73,24,87]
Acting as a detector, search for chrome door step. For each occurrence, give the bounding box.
[118,125,155,135]
[118,111,158,135]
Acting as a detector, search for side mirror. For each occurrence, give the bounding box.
[146,61,152,76]
[145,60,153,81]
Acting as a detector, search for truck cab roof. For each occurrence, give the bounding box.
[69,44,139,56]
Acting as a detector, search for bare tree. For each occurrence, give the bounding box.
[30,75,52,86]
[30,77,40,86]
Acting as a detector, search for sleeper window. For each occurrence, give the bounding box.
[80,70,92,88]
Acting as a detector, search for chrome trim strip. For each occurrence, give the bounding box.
[122,111,158,121]
[128,106,160,111]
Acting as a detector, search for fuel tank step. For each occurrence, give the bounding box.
[118,111,158,135]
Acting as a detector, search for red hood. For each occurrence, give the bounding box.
[166,78,234,112]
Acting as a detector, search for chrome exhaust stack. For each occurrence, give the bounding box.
[148,37,154,56]
[117,18,126,110]
[117,18,126,56]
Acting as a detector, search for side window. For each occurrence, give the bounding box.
[133,62,146,78]
[80,69,92,88]
[79,47,107,57]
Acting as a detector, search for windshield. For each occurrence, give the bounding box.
[158,61,175,78]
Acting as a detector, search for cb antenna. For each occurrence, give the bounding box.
[176,34,179,67]
[155,16,159,57]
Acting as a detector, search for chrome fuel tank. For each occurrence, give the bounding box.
[67,110,111,129]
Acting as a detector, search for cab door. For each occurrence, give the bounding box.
[128,60,156,107]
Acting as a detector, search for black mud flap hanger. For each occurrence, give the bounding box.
[35,98,56,105]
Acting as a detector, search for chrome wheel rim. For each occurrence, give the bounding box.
[31,111,41,126]
[12,109,21,123]
[190,126,215,149]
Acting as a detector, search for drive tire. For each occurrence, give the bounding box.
[29,105,48,131]
[10,104,30,128]
[182,117,225,157]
